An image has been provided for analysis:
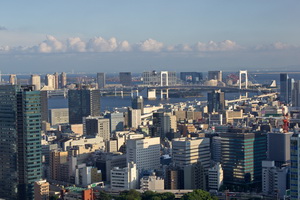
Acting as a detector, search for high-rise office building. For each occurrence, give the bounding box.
[68,89,101,124]
[106,112,124,132]
[207,90,225,113]
[290,133,300,200]
[208,71,222,82]
[9,74,17,85]
[152,112,171,139]
[180,72,203,84]
[30,74,41,90]
[126,137,160,171]
[0,85,42,200]
[40,91,48,122]
[84,116,110,141]
[97,72,106,88]
[292,80,300,107]
[54,72,59,89]
[220,131,267,188]
[132,96,144,114]
[119,72,132,86]
[60,72,67,88]
[45,74,55,90]
[267,132,292,167]
[142,71,177,86]
[280,73,294,104]
[128,108,141,129]
[172,137,210,170]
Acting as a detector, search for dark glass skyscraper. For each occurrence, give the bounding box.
[132,96,144,114]
[97,72,105,88]
[207,90,225,113]
[119,72,132,86]
[180,72,203,84]
[220,130,267,188]
[68,89,101,124]
[0,85,42,200]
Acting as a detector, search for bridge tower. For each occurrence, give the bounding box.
[239,70,248,99]
[160,71,169,99]
[239,70,248,89]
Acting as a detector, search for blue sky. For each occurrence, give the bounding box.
[0,1,300,73]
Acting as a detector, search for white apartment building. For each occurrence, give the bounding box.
[140,173,164,191]
[208,163,223,192]
[111,162,137,191]
[126,137,160,171]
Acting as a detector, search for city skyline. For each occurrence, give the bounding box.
[0,1,300,73]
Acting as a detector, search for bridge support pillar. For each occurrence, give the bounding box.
[147,88,156,100]
[160,89,169,99]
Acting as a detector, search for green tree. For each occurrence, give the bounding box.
[116,189,142,200]
[98,190,113,200]
[180,189,217,200]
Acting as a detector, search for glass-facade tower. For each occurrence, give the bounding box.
[0,85,42,200]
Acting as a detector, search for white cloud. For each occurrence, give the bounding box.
[194,40,240,52]
[67,37,86,52]
[138,38,164,52]
[37,35,65,53]
[0,35,297,55]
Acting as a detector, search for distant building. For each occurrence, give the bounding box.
[40,90,49,122]
[142,70,177,86]
[207,90,225,113]
[208,71,222,82]
[54,72,59,89]
[152,112,171,139]
[34,180,49,200]
[111,162,138,190]
[126,137,160,171]
[31,74,41,90]
[9,74,17,85]
[180,72,203,84]
[128,108,141,129]
[292,80,300,107]
[280,73,294,104]
[60,72,67,88]
[45,74,55,90]
[119,72,132,86]
[84,116,110,141]
[106,112,124,132]
[132,96,144,114]
[97,72,106,88]
[49,108,69,126]
[68,89,101,124]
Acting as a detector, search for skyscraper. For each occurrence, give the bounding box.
[60,72,67,88]
[220,130,267,188]
[290,133,300,200]
[45,74,55,90]
[84,116,110,141]
[97,72,106,88]
[30,74,41,90]
[208,71,222,82]
[132,96,144,114]
[68,88,101,124]
[207,90,225,113]
[0,85,42,200]
[54,72,59,89]
[292,80,300,107]
[9,74,17,85]
[180,72,203,84]
[119,72,132,86]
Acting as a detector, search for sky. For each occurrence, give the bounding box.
[0,1,300,73]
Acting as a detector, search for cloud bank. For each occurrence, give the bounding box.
[0,35,297,55]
